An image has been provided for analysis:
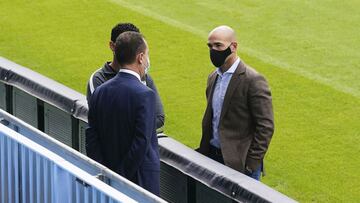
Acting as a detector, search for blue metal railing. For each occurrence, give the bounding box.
[0,56,297,203]
[0,123,141,203]
[0,109,166,203]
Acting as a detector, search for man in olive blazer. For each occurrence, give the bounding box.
[198,26,274,180]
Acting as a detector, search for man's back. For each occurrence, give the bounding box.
[87,72,159,185]
[86,62,165,130]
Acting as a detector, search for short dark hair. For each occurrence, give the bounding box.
[111,23,140,42]
[115,31,147,66]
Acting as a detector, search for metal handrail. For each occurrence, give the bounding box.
[0,124,138,203]
[0,56,297,203]
[0,109,166,203]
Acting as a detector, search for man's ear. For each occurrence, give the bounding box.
[109,41,115,52]
[231,42,238,52]
[138,52,145,65]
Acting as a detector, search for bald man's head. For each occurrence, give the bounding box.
[208,25,237,43]
[207,25,238,68]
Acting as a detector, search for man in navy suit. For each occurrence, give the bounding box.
[86,31,160,195]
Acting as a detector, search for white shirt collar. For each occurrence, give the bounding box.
[216,57,241,76]
[119,69,141,82]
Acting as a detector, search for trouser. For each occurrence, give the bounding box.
[208,145,262,181]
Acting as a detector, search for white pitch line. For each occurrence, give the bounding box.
[109,0,360,99]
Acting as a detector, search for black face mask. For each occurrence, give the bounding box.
[210,45,232,67]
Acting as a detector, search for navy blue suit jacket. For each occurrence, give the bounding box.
[86,72,160,195]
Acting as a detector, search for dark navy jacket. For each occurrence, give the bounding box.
[86,62,165,131]
[86,71,160,195]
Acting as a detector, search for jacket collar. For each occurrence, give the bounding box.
[220,61,246,120]
[215,58,240,76]
[103,62,117,75]
[207,60,247,120]
[208,59,246,100]
[119,69,141,82]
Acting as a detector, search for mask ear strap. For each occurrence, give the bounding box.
[229,42,237,52]
[228,43,233,51]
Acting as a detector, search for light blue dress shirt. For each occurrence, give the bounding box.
[210,58,241,148]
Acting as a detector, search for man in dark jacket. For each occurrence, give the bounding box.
[86,31,160,195]
[86,23,165,132]
[198,25,274,181]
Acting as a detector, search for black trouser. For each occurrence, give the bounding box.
[208,145,263,180]
[208,145,224,164]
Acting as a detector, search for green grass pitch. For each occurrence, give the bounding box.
[1,0,360,202]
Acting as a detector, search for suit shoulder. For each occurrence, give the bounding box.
[133,81,155,94]
[243,63,266,81]
[134,85,156,102]
[208,70,217,78]
[206,70,217,84]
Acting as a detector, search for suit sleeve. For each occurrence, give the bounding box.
[197,72,216,153]
[120,89,156,178]
[246,75,275,171]
[85,91,104,163]
[146,74,165,131]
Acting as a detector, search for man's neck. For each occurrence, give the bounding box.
[109,56,121,72]
[220,55,238,73]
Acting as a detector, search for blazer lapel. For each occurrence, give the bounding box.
[220,61,246,121]
[207,72,218,104]
[203,72,217,128]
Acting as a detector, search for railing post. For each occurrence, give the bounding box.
[72,117,79,151]
[37,99,44,132]
[187,176,196,203]
[17,141,23,203]
[5,84,12,114]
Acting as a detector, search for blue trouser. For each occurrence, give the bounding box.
[245,165,262,180]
